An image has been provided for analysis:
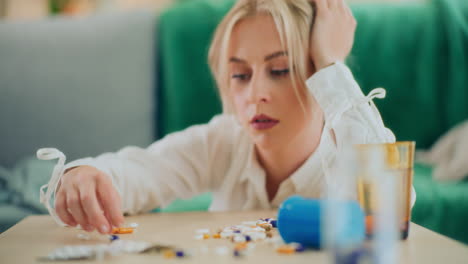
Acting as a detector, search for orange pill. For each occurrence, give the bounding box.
[234,242,248,251]
[213,233,221,239]
[163,250,175,259]
[276,245,295,254]
[203,234,210,239]
[260,223,272,231]
[112,227,134,234]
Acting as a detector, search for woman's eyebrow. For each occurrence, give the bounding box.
[229,51,288,64]
[264,51,287,61]
[229,57,246,64]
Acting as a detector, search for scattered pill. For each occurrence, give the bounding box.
[77,233,90,240]
[112,227,134,234]
[276,245,296,255]
[196,229,210,234]
[233,235,246,243]
[175,250,185,258]
[128,223,139,228]
[163,250,175,259]
[270,220,278,228]
[109,235,119,241]
[234,242,248,251]
[215,246,229,256]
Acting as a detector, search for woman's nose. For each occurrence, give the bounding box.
[246,74,271,104]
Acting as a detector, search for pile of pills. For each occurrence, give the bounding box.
[41,218,307,261]
[193,217,306,258]
[42,223,141,261]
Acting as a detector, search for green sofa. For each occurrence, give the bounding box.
[156,0,468,244]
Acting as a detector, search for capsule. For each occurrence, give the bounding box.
[111,227,134,234]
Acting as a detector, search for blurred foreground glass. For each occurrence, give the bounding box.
[355,141,415,240]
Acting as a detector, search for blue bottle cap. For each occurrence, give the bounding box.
[277,195,364,249]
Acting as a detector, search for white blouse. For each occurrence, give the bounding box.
[55,62,415,215]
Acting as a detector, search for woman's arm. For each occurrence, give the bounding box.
[306,62,395,146]
[56,114,236,232]
[307,0,415,206]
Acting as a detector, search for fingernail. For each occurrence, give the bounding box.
[100,225,109,234]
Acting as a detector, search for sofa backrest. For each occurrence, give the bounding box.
[0,10,157,168]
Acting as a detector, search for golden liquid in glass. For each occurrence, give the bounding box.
[357,168,413,240]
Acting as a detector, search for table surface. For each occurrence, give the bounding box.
[0,210,467,263]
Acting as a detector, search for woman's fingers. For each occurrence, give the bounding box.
[55,190,76,227]
[66,187,92,231]
[312,0,328,12]
[344,2,357,23]
[97,177,124,228]
[308,0,356,70]
[327,0,339,9]
[79,183,111,234]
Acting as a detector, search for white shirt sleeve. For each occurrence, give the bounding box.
[306,61,395,146]
[306,62,416,207]
[64,114,237,215]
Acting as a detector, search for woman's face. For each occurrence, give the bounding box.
[228,14,318,152]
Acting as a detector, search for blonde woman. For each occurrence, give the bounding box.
[41,0,409,235]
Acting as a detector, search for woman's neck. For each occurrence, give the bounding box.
[256,113,324,201]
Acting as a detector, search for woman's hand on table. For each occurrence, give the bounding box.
[55,165,124,234]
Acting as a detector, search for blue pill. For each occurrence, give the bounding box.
[234,250,241,257]
[176,250,185,258]
[245,235,252,242]
[270,220,278,228]
[109,235,119,241]
[295,244,306,252]
[234,230,241,233]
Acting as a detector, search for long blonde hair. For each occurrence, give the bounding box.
[208,0,315,114]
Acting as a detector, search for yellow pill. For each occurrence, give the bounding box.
[260,223,272,231]
[163,250,175,259]
[111,227,134,234]
[203,234,210,239]
[234,242,248,251]
[276,245,295,254]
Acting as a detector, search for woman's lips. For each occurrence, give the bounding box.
[250,114,279,130]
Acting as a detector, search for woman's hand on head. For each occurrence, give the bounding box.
[309,0,357,70]
[54,165,124,234]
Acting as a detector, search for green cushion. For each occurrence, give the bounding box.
[153,193,212,213]
[412,163,468,244]
[157,0,232,137]
[350,0,468,149]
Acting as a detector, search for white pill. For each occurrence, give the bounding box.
[195,228,210,234]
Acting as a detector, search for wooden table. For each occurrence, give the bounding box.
[1,210,467,263]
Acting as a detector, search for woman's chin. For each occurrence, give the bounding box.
[251,133,278,151]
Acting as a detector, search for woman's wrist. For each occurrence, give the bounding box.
[314,58,337,71]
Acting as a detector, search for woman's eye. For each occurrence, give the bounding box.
[232,74,250,81]
[270,68,290,77]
